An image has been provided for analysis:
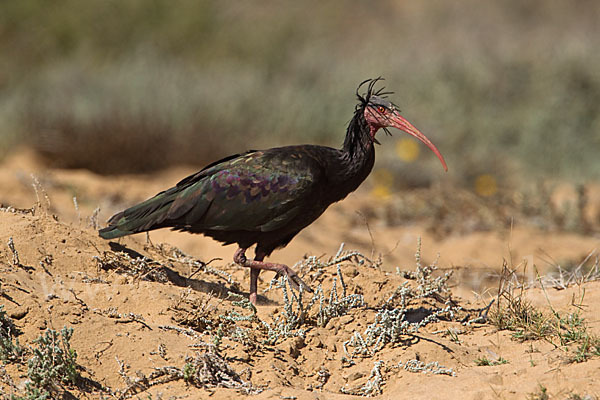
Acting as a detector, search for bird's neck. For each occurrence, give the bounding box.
[327,112,376,197]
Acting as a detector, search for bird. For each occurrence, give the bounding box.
[99,78,447,304]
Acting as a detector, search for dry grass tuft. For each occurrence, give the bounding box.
[490,260,600,362]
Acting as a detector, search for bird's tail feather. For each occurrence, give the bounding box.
[99,192,176,239]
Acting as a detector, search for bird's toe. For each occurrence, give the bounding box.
[289,273,313,293]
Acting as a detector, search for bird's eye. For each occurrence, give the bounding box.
[377,106,386,114]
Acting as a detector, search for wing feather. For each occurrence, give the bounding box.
[100,147,326,239]
[167,148,323,232]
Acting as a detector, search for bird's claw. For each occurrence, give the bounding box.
[278,267,313,294]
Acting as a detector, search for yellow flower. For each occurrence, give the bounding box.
[371,169,394,199]
[474,174,497,197]
[372,184,392,199]
[395,138,420,163]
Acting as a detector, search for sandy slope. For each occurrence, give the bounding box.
[3,149,600,278]
[0,150,599,399]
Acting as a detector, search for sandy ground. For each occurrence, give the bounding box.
[1,149,599,399]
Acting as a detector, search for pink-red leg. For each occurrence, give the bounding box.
[233,247,312,305]
[249,267,261,305]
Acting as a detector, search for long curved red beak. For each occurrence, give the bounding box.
[389,112,448,172]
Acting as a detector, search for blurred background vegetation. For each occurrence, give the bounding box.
[1,0,599,191]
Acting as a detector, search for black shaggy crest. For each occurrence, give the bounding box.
[355,77,395,110]
[343,77,396,155]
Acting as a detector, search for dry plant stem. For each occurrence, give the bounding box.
[7,237,21,268]
[30,174,51,213]
[233,247,312,304]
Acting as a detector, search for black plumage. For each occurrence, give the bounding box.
[99,78,447,304]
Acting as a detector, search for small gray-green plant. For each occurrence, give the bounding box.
[211,324,225,350]
[340,360,385,397]
[343,239,459,359]
[540,279,600,362]
[396,237,453,299]
[261,246,368,345]
[528,384,550,400]
[315,264,365,328]
[571,334,600,363]
[219,292,256,323]
[399,359,455,376]
[182,362,196,383]
[444,328,462,344]
[558,312,587,344]
[475,356,508,366]
[212,292,257,351]
[0,305,24,363]
[261,276,314,345]
[566,393,596,400]
[24,327,79,397]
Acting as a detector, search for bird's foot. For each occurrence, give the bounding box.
[248,261,313,294]
[271,264,313,294]
[234,248,313,305]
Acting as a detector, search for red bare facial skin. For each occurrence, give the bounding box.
[364,107,448,172]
